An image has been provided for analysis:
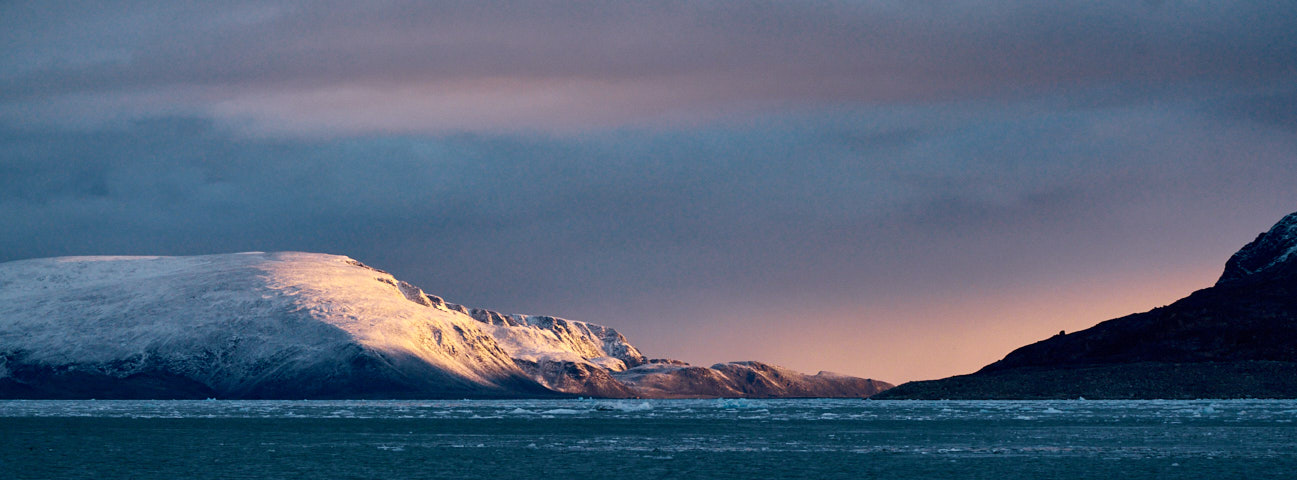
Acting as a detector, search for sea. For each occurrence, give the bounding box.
[2,398,1294,479]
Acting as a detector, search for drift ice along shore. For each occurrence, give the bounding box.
[0,252,891,399]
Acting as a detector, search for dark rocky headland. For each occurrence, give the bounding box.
[877,211,1297,399]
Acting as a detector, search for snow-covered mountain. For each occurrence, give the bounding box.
[0,252,890,399]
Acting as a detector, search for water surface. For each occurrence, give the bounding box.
[2,399,1294,479]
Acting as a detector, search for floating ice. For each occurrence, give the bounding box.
[595,401,653,412]
[715,398,758,409]
[540,408,584,415]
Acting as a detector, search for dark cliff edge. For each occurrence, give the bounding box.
[876,212,1297,399]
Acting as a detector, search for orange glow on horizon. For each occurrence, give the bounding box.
[628,261,1226,385]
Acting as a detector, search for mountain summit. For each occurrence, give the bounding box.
[0,252,890,399]
[1218,212,1297,285]
[878,210,1297,399]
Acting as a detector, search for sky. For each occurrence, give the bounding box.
[3,1,1296,383]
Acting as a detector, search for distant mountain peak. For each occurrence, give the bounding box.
[1217,211,1297,285]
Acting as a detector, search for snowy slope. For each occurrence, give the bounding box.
[387,291,646,393]
[463,309,646,371]
[0,252,889,399]
[0,253,549,397]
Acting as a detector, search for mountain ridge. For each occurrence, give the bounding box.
[0,252,891,399]
[1218,212,1297,285]
[876,211,1297,399]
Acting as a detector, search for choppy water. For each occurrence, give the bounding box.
[2,399,1295,479]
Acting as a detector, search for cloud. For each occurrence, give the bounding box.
[3,1,1296,381]
[4,97,1294,302]
[3,1,1295,133]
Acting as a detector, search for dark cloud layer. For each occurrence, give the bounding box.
[2,2,1295,381]
[3,98,1295,379]
[3,1,1296,132]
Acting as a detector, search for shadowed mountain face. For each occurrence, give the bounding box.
[877,211,1297,399]
[1218,213,1297,284]
[0,252,889,399]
